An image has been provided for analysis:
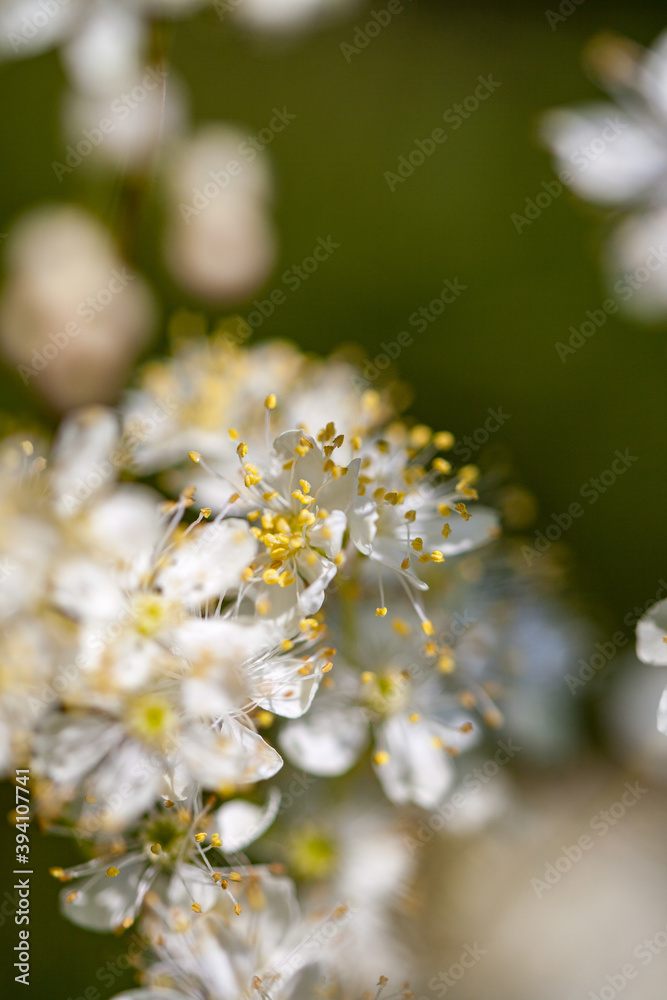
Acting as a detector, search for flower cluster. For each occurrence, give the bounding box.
[1,334,510,995]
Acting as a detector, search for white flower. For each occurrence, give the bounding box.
[122,338,390,504]
[56,789,281,931]
[0,1,209,82]
[284,798,414,988]
[196,426,361,628]
[541,30,667,317]
[51,507,257,692]
[114,869,330,1000]
[350,422,500,615]
[34,707,282,832]
[231,0,358,34]
[163,125,276,303]
[61,66,188,173]
[636,597,667,733]
[0,205,155,410]
[280,609,480,810]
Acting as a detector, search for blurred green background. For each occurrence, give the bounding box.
[0,0,666,996]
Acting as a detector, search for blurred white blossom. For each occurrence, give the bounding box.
[542,30,667,317]
[163,125,276,302]
[0,205,155,409]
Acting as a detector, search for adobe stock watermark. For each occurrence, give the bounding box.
[531,780,647,898]
[545,0,586,31]
[0,556,17,586]
[384,76,501,191]
[215,236,340,341]
[556,245,667,361]
[521,449,638,565]
[278,903,356,978]
[512,117,627,233]
[179,108,296,222]
[582,917,667,1000]
[17,268,137,385]
[420,943,487,998]
[352,278,467,387]
[403,738,521,855]
[65,930,150,1000]
[451,407,511,463]
[565,578,667,694]
[340,0,414,62]
[6,0,70,53]
[52,66,167,181]
[436,610,478,649]
[277,769,318,816]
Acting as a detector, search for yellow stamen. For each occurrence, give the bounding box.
[434,431,454,450]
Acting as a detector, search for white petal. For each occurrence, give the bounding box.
[640,30,667,120]
[169,862,221,913]
[35,714,121,786]
[369,536,429,590]
[50,405,120,512]
[317,457,360,512]
[173,616,275,666]
[254,658,321,719]
[280,708,368,776]
[637,598,667,665]
[235,870,299,963]
[307,509,346,559]
[160,759,191,803]
[211,788,281,852]
[541,104,667,204]
[604,210,667,319]
[234,0,353,33]
[0,0,81,59]
[60,856,152,932]
[62,3,145,97]
[436,504,499,556]
[156,518,256,606]
[295,549,337,593]
[374,715,455,810]
[657,686,667,735]
[184,718,283,788]
[348,496,378,555]
[267,555,337,630]
[52,557,126,623]
[271,430,324,494]
[82,485,164,582]
[81,741,162,831]
[181,676,243,717]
